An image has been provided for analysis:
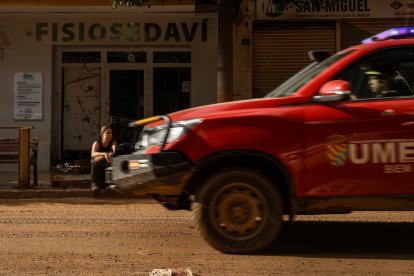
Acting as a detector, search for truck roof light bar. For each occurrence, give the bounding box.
[362,27,414,44]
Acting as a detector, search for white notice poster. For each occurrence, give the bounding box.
[14,72,42,120]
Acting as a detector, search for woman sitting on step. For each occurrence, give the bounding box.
[90,126,117,191]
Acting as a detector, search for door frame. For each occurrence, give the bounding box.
[53,46,106,163]
[105,64,151,120]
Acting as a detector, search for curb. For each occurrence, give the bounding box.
[0,188,143,200]
[0,188,92,199]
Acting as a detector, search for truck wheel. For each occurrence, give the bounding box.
[194,168,283,254]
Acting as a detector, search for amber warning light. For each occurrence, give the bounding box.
[128,159,150,171]
[128,160,141,170]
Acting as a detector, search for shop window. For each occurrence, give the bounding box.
[153,67,191,114]
[62,52,101,63]
[110,70,144,120]
[153,52,191,63]
[107,52,147,63]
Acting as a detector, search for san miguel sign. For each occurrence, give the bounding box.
[31,19,210,43]
[256,0,413,20]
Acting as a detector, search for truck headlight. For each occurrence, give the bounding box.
[136,118,203,150]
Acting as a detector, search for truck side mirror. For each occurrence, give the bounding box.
[308,50,331,62]
[312,80,352,102]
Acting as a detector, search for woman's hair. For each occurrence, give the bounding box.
[100,126,111,135]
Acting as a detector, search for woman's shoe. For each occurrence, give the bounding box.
[91,182,99,191]
[106,184,117,191]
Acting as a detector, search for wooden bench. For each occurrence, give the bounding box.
[0,138,39,186]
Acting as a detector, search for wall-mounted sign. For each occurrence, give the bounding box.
[256,0,413,20]
[182,81,191,93]
[32,20,210,43]
[14,72,42,120]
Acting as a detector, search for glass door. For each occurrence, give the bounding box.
[62,66,102,161]
[109,69,144,120]
[152,51,191,115]
[108,67,146,147]
[153,67,191,115]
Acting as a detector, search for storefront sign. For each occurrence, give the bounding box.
[256,0,413,20]
[14,73,42,120]
[33,19,209,43]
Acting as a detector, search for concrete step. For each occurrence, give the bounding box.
[51,163,91,189]
[51,174,91,189]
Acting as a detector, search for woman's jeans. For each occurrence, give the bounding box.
[91,156,110,189]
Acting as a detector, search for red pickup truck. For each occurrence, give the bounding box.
[108,28,414,254]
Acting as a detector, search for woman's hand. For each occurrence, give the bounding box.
[104,152,113,164]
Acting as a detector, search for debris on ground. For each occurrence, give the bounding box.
[52,162,90,174]
[149,267,193,276]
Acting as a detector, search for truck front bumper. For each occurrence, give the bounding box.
[106,151,193,198]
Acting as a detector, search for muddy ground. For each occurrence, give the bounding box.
[0,198,414,275]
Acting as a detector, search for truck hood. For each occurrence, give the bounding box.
[168,96,304,122]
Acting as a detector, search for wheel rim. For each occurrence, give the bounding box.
[210,182,267,238]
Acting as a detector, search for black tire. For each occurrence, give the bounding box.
[194,167,284,254]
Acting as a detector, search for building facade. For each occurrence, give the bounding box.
[0,1,217,170]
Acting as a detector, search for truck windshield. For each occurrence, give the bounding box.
[265,50,355,98]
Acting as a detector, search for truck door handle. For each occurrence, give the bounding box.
[381,109,395,116]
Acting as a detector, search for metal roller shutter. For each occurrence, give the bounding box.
[252,21,336,98]
[340,19,414,49]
